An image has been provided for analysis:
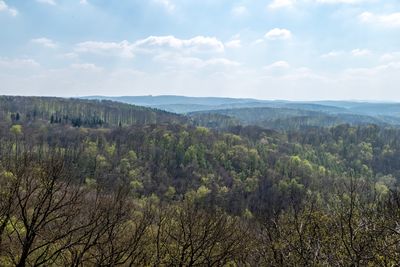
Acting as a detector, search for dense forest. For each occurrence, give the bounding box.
[0,96,185,128]
[1,96,400,266]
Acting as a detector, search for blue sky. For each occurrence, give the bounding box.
[0,0,399,100]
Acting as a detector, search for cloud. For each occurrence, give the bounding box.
[267,0,367,9]
[225,39,241,49]
[153,0,175,12]
[135,35,225,53]
[351,48,371,57]
[31,38,57,49]
[264,61,291,71]
[285,67,321,79]
[0,1,18,16]
[359,12,400,28]
[380,52,400,62]
[204,58,240,67]
[265,28,292,40]
[75,36,225,59]
[321,50,344,58]
[3,56,399,101]
[109,68,145,78]
[268,0,295,9]
[0,58,40,69]
[79,0,88,5]
[321,49,371,58]
[58,53,79,60]
[231,5,249,17]
[262,61,324,81]
[75,41,135,58]
[36,0,56,5]
[252,39,264,45]
[316,0,371,3]
[71,63,102,72]
[154,53,240,69]
[345,61,400,77]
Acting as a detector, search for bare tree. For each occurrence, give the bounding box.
[1,154,85,266]
[155,200,251,266]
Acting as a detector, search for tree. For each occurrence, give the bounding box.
[155,200,251,266]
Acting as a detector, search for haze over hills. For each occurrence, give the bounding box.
[83,95,400,130]
[83,95,400,115]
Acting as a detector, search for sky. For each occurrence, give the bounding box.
[0,0,399,100]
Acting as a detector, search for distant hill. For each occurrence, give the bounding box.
[190,107,400,130]
[80,95,400,130]
[83,95,262,107]
[315,101,400,117]
[82,95,400,118]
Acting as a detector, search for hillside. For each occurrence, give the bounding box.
[0,96,185,127]
[2,96,400,265]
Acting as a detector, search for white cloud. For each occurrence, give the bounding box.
[0,58,40,69]
[75,40,135,58]
[359,12,400,28]
[316,0,371,3]
[3,59,400,101]
[321,50,344,58]
[262,61,325,82]
[0,1,6,10]
[58,53,79,60]
[135,35,225,53]
[205,58,240,67]
[252,39,264,45]
[0,1,18,16]
[265,28,292,40]
[283,67,323,80]
[153,0,175,12]
[109,68,145,78]
[351,48,371,57]
[36,0,56,5]
[80,0,88,5]
[225,39,241,49]
[75,36,225,60]
[268,0,295,9]
[31,38,57,49]
[345,61,400,77]
[231,5,249,17]
[268,0,368,9]
[264,61,291,70]
[154,53,240,69]
[71,63,102,72]
[380,52,400,62]
[321,49,372,59]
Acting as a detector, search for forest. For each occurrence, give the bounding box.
[1,96,400,266]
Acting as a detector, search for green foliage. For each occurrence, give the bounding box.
[1,96,400,265]
[196,185,211,199]
[10,125,22,136]
[84,177,97,188]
